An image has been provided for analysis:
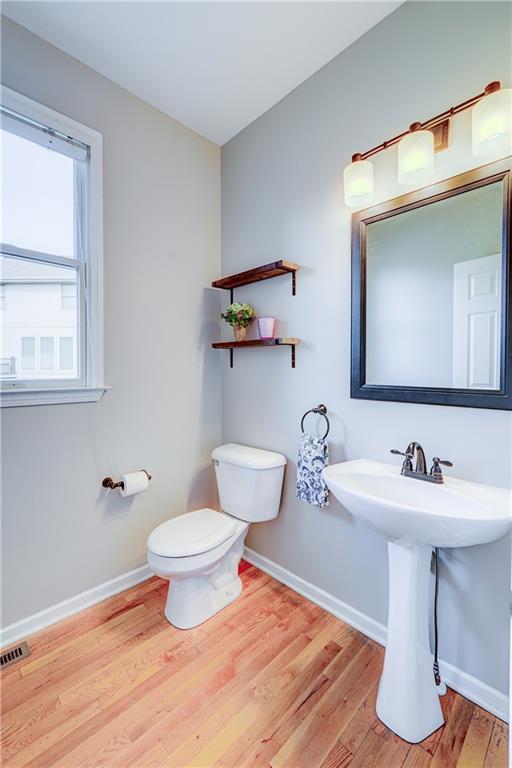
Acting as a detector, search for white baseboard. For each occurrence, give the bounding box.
[0,563,152,649]
[244,547,509,723]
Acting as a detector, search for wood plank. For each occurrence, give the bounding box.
[243,675,334,768]
[456,707,494,767]
[107,618,309,768]
[214,637,362,768]
[117,607,333,768]
[34,612,298,768]
[239,621,364,768]
[130,739,170,768]
[483,718,508,768]
[19,602,148,678]
[3,615,167,720]
[2,699,102,768]
[375,731,411,768]
[430,697,475,768]
[160,621,330,766]
[18,620,251,768]
[212,337,299,349]
[1,606,175,720]
[403,745,433,768]
[211,260,298,290]
[346,728,386,768]
[271,642,383,768]
[337,684,379,754]
[1,615,174,766]
[59,628,202,710]
[321,741,354,768]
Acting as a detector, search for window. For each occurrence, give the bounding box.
[61,283,76,310]
[40,337,54,370]
[59,337,74,371]
[0,86,104,406]
[21,337,35,370]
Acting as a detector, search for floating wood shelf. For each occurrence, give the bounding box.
[212,338,299,368]
[212,260,298,300]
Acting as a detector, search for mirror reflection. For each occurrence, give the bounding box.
[365,181,503,390]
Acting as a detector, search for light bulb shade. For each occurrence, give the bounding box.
[343,159,374,208]
[472,88,512,157]
[397,129,434,185]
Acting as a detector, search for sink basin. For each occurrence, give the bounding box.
[323,458,512,744]
[323,458,511,548]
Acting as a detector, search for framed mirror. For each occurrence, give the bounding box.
[351,158,511,409]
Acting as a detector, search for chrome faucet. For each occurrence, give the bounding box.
[390,442,452,484]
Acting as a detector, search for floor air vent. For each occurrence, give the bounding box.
[1,641,30,669]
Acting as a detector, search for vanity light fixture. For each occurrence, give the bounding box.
[343,81,511,207]
[472,82,512,157]
[343,154,375,207]
[397,123,434,186]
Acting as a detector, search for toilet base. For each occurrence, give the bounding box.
[165,573,242,629]
[163,533,245,629]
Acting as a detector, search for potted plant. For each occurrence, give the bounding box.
[221,302,255,342]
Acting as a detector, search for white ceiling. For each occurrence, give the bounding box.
[2,1,401,145]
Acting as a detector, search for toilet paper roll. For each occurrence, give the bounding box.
[119,471,149,498]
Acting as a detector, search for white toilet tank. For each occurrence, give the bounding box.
[211,443,286,523]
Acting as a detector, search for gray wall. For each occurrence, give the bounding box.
[222,1,511,693]
[1,17,221,627]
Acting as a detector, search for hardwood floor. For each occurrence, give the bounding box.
[1,563,508,767]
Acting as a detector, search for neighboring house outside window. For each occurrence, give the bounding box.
[0,86,105,406]
[1,263,79,379]
[61,283,76,310]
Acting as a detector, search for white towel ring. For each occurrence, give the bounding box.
[301,404,330,440]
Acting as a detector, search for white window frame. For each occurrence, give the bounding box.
[0,86,107,407]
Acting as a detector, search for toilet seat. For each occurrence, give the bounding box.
[147,508,238,558]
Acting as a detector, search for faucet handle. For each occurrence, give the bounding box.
[430,456,453,481]
[390,448,413,472]
[432,457,453,467]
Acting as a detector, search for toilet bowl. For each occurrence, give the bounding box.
[147,508,249,628]
[147,444,286,629]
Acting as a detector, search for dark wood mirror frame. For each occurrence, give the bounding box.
[351,157,512,409]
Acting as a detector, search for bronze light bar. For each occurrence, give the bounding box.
[352,81,501,163]
[343,80,511,207]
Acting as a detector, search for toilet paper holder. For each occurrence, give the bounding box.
[102,469,152,490]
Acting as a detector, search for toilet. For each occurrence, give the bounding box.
[147,443,286,629]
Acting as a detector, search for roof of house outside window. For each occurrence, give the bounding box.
[0,256,75,283]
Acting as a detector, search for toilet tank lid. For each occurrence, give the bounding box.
[212,443,286,469]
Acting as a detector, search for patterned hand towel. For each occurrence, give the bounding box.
[296,432,329,508]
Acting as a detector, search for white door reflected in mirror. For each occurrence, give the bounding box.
[452,253,501,389]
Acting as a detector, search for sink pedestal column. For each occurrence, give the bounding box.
[376,541,444,743]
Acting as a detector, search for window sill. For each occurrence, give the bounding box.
[0,386,110,408]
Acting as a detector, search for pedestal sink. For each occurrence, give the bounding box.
[323,458,512,744]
